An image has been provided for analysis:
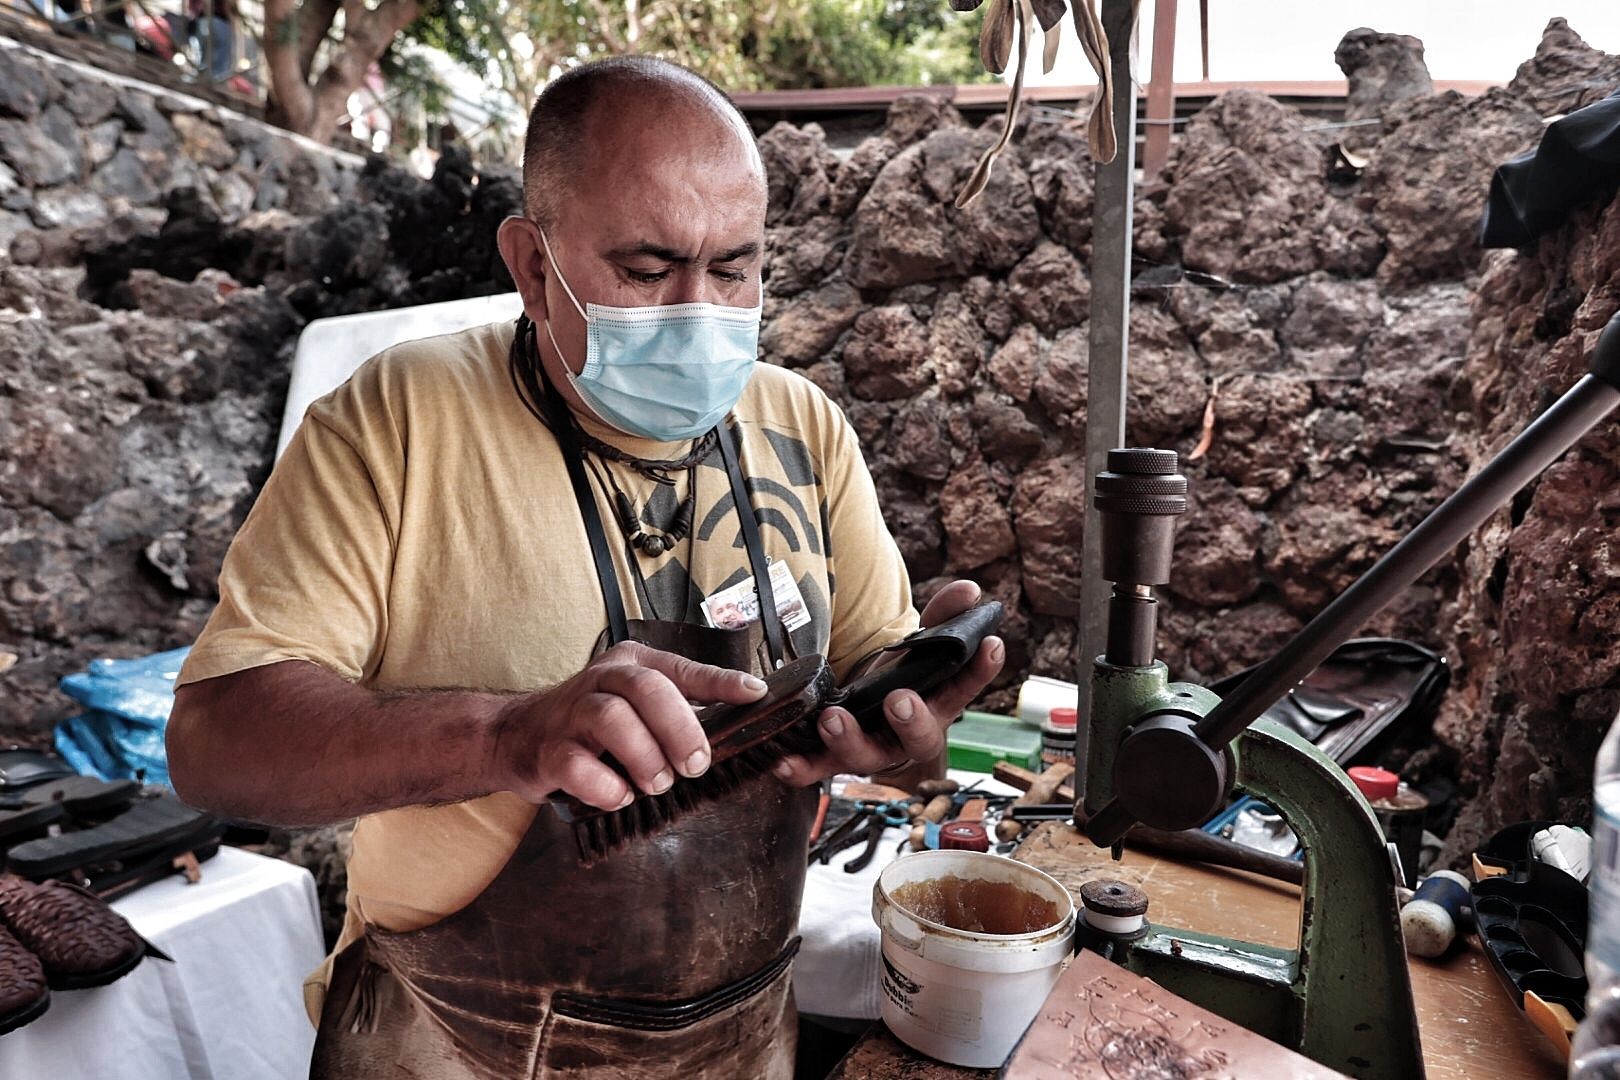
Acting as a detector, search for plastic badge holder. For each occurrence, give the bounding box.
[1471,820,1588,1030]
[947,711,1042,773]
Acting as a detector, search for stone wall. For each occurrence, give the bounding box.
[1442,182,1620,856]
[3,22,1619,859]
[755,61,1550,711]
[0,36,516,733]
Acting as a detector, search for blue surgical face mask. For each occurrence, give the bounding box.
[539,227,761,442]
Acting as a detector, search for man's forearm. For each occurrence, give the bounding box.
[167,660,514,826]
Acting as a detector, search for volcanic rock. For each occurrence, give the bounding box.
[1010,455,1085,614]
[844,127,1040,289]
[1508,18,1620,118]
[939,457,1017,571]
[1334,28,1433,151]
[1364,89,1542,286]
[761,281,861,367]
[1008,240,1088,334]
[842,304,934,400]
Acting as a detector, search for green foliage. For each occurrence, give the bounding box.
[400,0,991,112]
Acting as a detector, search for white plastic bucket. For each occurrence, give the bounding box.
[872,850,1076,1068]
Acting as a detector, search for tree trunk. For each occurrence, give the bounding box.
[263,0,419,143]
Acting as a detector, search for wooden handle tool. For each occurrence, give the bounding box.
[997,761,1075,842]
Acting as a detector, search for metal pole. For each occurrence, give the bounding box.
[1199,0,1210,80]
[1142,0,1177,179]
[1075,0,1138,782]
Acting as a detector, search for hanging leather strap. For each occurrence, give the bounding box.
[718,420,787,669]
[533,342,632,647]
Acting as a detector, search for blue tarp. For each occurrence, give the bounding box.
[53,647,189,786]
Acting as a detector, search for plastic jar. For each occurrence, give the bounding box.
[1041,707,1077,766]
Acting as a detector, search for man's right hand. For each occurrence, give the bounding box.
[488,642,769,812]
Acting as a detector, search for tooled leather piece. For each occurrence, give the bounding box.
[0,877,142,979]
[0,924,46,1017]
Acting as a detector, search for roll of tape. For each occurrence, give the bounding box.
[1401,869,1470,958]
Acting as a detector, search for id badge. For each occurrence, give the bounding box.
[701,561,812,633]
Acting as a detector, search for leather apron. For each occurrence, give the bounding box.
[309,349,819,1079]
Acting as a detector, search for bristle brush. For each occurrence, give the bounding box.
[555,656,834,862]
[557,601,1005,863]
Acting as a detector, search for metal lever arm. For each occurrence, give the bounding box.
[1087,311,1620,846]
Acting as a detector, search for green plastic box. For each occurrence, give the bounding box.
[947,710,1043,773]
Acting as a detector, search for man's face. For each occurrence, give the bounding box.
[508,94,768,396]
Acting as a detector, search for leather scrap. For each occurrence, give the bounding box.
[1002,950,1347,1077]
[958,0,1031,208]
[1072,0,1142,167]
[979,0,1015,75]
[1029,0,1067,31]
[952,0,1142,208]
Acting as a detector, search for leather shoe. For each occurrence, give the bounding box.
[0,876,146,991]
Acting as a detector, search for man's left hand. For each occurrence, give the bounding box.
[770,579,1003,787]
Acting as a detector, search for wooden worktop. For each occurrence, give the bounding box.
[830,823,1564,1080]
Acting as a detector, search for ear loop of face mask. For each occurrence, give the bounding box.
[537,226,589,365]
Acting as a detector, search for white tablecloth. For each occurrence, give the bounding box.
[0,846,326,1080]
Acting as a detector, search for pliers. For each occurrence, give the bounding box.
[807,800,909,872]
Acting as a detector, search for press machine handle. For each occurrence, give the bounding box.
[1085,310,1620,847]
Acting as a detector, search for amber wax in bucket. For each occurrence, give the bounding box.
[873,850,1076,1068]
[890,875,1060,935]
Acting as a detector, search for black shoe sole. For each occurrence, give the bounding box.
[0,987,50,1036]
[8,796,217,880]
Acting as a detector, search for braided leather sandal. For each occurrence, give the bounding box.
[0,922,48,1035]
[0,876,149,991]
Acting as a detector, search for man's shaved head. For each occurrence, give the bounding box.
[522,57,762,228]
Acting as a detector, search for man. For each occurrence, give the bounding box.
[168,57,1002,1078]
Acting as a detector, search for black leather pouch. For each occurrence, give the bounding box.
[830,600,1005,734]
[1208,637,1448,765]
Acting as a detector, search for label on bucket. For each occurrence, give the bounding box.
[881,953,982,1042]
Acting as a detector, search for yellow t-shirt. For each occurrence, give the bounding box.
[178,319,917,954]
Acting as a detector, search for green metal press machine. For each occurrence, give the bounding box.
[1069,312,1620,1078]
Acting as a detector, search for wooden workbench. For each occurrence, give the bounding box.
[829,823,1564,1080]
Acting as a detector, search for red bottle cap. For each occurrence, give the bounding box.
[940,821,991,852]
[1347,766,1399,801]
[1047,707,1078,729]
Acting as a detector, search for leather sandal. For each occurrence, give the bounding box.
[6,792,222,884]
[0,922,49,1035]
[0,800,66,847]
[0,775,140,847]
[0,876,150,991]
[0,749,75,793]
[13,776,142,820]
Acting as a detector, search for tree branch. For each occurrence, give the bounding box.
[296,0,340,80]
[263,0,316,133]
[589,0,626,52]
[307,0,421,137]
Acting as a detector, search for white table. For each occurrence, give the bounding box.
[0,846,326,1080]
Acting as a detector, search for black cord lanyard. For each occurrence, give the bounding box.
[717,418,787,669]
[514,317,787,668]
